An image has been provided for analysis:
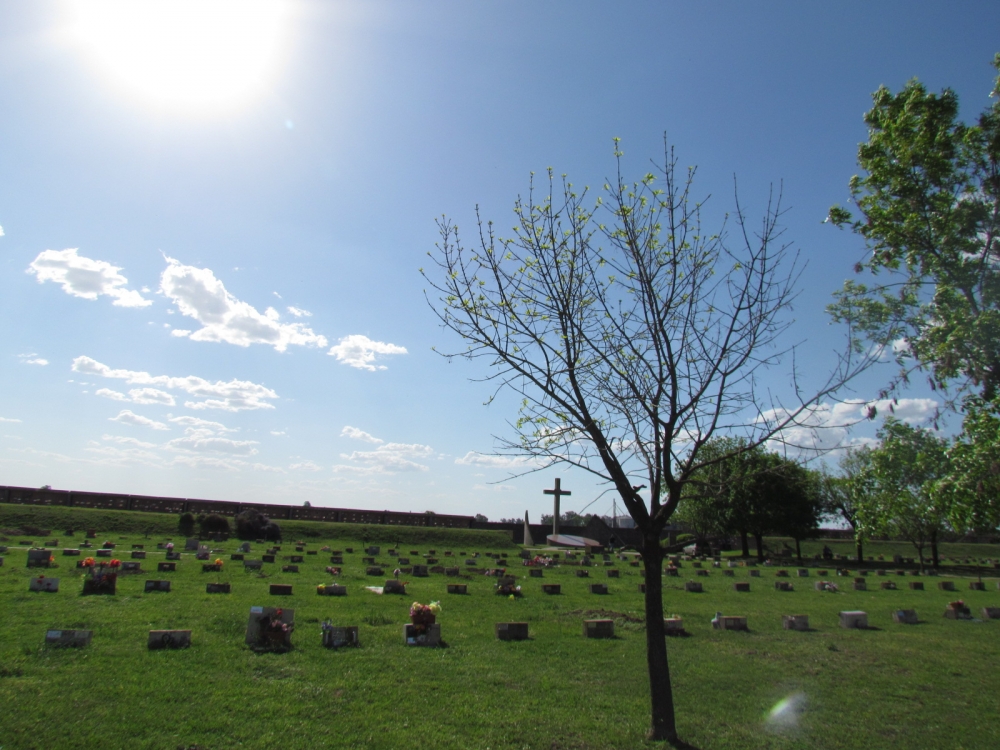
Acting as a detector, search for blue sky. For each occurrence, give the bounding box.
[0,1,996,521]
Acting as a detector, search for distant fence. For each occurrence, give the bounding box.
[0,485,476,529]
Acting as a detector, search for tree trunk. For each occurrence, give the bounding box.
[754,532,765,563]
[640,533,677,743]
[930,530,940,569]
[795,538,802,563]
[740,531,750,558]
[856,539,863,564]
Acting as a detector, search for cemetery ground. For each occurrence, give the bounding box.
[0,506,998,749]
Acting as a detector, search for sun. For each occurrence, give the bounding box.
[66,0,287,113]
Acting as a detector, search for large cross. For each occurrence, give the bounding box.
[544,478,572,538]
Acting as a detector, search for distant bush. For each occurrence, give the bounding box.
[235,509,280,541]
[198,513,230,535]
[178,512,196,536]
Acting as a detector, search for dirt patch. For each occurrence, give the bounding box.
[566,608,645,624]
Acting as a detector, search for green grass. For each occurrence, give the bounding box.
[1,523,999,749]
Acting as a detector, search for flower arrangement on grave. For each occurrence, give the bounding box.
[948,599,967,610]
[409,601,441,631]
[214,558,223,567]
[494,580,522,597]
[84,558,120,591]
[165,542,174,551]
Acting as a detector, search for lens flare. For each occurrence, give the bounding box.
[766,691,806,729]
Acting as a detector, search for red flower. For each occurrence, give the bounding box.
[109,559,121,568]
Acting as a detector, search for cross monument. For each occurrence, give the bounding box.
[544,478,572,538]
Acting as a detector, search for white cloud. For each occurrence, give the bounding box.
[472,483,517,492]
[334,437,433,474]
[102,434,157,449]
[165,435,259,455]
[159,257,327,351]
[271,430,286,436]
[762,397,939,455]
[0,417,22,423]
[109,409,169,431]
[96,387,175,406]
[167,415,235,432]
[22,358,49,366]
[455,452,537,469]
[341,425,384,444]
[27,248,151,307]
[0,225,4,236]
[170,455,284,473]
[328,334,406,371]
[290,460,322,472]
[287,306,312,317]
[73,355,278,411]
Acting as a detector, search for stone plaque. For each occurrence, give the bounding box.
[121,562,141,573]
[166,551,181,560]
[774,581,794,591]
[938,581,956,591]
[583,619,615,638]
[589,583,609,595]
[909,581,924,590]
[734,582,750,592]
[542,584,561,594]
[495,622,529,641]
[145,580,171,593]
[45,629,92,647]
[713,616,748,631]
[318,584,347,596]
[29,576,59,592]
[575,570,590,578]
[148,630,191,650]
[282,565,299,573]
[230,554,244,561]
[384,580,407,594]
[322,626,359,648]
[62,549,81,556]
[206,583,231,594]
[27,549,53,568]
[684,581,703,593]
[244,560,263,570]
[529,569,544,578]
[131,551,146,559]
[246,606,294,649]
[447,584,467,594]
[158,562,176,572]
[365,566,384,576]
[893,609,919,624]
[411,565,428,577]
[270,584,293,595]
[782,615,809,631]
[839,610,868,629]
[404,622,441,646]
[263,555,276,563]
[606,569,620,578]
[95,549,112,558]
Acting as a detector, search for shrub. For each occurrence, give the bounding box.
[235,509,280,541]
[198,513,231,535]
[178,512,196,536]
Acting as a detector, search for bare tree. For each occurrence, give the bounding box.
[423,139,871,745]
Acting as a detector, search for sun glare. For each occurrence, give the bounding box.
[67,0,287,113]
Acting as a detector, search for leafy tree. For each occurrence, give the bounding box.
[818,446,875,562]
[234,509,281,542]
[197,513,230,536]
[474,513,489,522]
[540,510,590,527]
[828,55,1000,404]
[178,512,196,537]
[425,139,870,744]
[943,395,1000,532]
[858,419,951,569]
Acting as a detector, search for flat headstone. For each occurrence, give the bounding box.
[131,551,146,559]
[542,584,561,594]
[749,570,761,578]
[244,560,263,571]
[295,546,304,552]
[583,619,614,638]
[282,565,299,573]
[206,582,231,594]
[27,549,53,568]
[322,626,359,648]
[981,607,1000,620]
[893,609,919,624]
[270,584,293,596]
[318,584,347,596]
[774,581,794,591]
[246,606,294,649]
[148,630,191,649]
[909,581,924,590]
[95,549,112,558]
[157,561,177,572]
[606,569,620,578]
[166,551,181,560]
[853,581,867,591]
[663,617,685,635]
[969,581,986,591]
[62,549,81,556]
[782,615,809,631]
[839,610,868,629]
[262,555,276,563]
[120,561,141,572]
[684,581,703,593]
[880,581,897,590]
[145,579,171,592]
[230,553,244,561]
[447,584,467,594]
[734,582,750,592]
[575,569,590,578]
[404,622,441,646]
[397,557,410,565]
[412,565,428,577]
[797,569,809,577]
[713,615,748,631]
[29,576,59,592]
[665,567,679,577]
[938,581,956,591]
[589,583,609,595]
[384,580,407,595]
[45,629,91,647]
[495,622,529,641]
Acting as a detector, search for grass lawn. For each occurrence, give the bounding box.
[0,516,998,749]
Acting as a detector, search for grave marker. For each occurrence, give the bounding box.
[589,583,609,595]
[269,584,293,596]
[384,580,406,595]
[839,610,868,629]
[782,615,809,631]
[938,581,956,592]
[145,580,171,593]
[575,570,590,578]
[893,609,919,624]
[663,617,685,635]
[62,549,81,556]
[262,555,276,563]
[244,560,263,571]
[121,562,141,573]
[29,576,59,592]
[206,583,231,594]
[157,562,176,572]
[734,582,750,592]
[412,565,428,577]
[583,619,614,638]
[317,584,347,596]
[447,584,467,594]
[712,615,748,631]
[445,567,460,576]
[606,569,619,578]
[246,606,294,650]
[684,581,703,593]
[404,623,441,646]
[495,622,529,641]
[131,551,146,559]
[542,584,561,594]
[981,607,1000,620]
[282,565,299,573]
[322,625,359,648]
[45,629,92,647]
[230,554,244,561]
[27,549,53,568]
[148,630,191,649]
